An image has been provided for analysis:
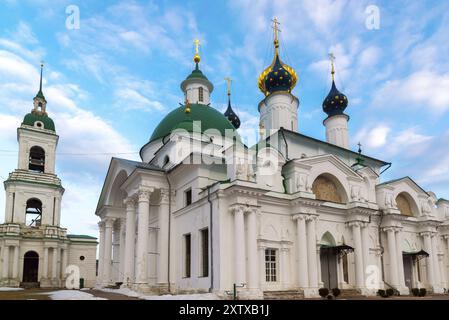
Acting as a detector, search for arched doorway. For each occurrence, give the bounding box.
[22,251,39,283]
[320,232,338,289]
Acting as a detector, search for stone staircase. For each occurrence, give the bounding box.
[20,282,40,289]
[339,288,364,298]
[263,290,305,300]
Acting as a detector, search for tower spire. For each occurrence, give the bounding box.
[35,62,46,101]
[223,76,240,129]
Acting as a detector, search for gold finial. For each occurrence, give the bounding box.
[329,52,336,81]
[224,77,232,96]
[184,97,191,114]
[271,17,281,52]
[193,39,201,64]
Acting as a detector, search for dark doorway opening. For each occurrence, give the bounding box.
[320,247,338,289]
[22,251,39,284]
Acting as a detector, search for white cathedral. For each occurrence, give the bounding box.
[0,66,97,288]
[95,22,449,298]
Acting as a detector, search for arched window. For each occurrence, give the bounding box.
[29,146,45,172]
[198,87,204,102]
[26,198,42,227]
[312,174,345,203]
[396,193,413,216]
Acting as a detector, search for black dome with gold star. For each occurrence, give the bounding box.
[322,80,348,117]
[224,98,240,129]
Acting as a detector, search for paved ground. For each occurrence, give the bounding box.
[0,288,141,300]
[0,289,448,300]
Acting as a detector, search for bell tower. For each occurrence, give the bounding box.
[4,64,64,227]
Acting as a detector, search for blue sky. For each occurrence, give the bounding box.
[1,0,449,236]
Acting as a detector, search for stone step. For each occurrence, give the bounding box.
[339,288,364,298]
[20,282,40,289]
[263,290,304,300]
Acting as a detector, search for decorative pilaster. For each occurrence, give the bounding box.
[119,218,126,282]
[431,233,442,290]
[135,188,152,286]
[306,215,318,289]
[123,197,136,285]
[245,207,259,293]
[12,246,19,279]
[43,247,49,279]
[231,206,246,285]
[61,249,68,281]
[51,247,58,280]
[395,229,406,288]
[2,246,9,278]
[293,214,308,288]
[157,189,170,292]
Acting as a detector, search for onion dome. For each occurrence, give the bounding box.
[223,77,240,129]
[258,18,298,96]
[322,53,348,117]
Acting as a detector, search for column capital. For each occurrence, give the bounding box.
[442,234,449,240]
[104,218,115,228]
[124,196,137,208]
[305,214,318,222]
[382,226,397,233]
[420,231,435,238]
[137,187,154,202]
[159,188,172,204]
[98,221,105,229]
[348,221,362,229]
[292,214,307,221]
[229,205,244,215]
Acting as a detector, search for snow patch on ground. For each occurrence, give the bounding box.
[98,287,220,300]
[46,290,107,300]
[0,287,24,292]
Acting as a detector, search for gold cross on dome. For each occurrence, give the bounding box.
[272,17,281,41]
[193,39,200,55]
[224,77,232,96]
[329,52,336,80]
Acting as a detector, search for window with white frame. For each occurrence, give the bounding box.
[265,248,277,282]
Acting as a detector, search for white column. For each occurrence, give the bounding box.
[246,208,259,291]
[123,197,136,284]
[395,230,406,288]
[361,223,370,275]
[157,190,170,288]
[446,236,449,287]
[97,221,105,283]
[119,218,126,282]
[61,249,67,280]
[2,246,9,278]
[306,215,318,288]
[135,189,151,284]
[233,206,246,285]
[12,246,19,279]
[43,247,49,279]
[422,232,435,288]
[52,247,58,279]
[294,215,308,288]
[103,218,114,285]
[386,227,399,287]
[352,222,365,288]
[431,234,442,289]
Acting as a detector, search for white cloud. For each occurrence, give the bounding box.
[375,71,449,113]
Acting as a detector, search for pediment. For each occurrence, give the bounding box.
[295,154,363,181]
[376,176,428,197]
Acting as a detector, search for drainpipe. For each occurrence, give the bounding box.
[165,172,172,293]
[378,210,385,285]
[207,186,214,293]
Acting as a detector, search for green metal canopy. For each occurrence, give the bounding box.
[22,112,55,132]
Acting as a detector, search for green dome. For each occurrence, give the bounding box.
[150,103,239,142]
[186,67,208,80]
[22,112,55,131]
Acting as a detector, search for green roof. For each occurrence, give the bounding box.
[149,103,240,142]
[67,234,97,240]
[22,112,55,132]
[186,68,209,80]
